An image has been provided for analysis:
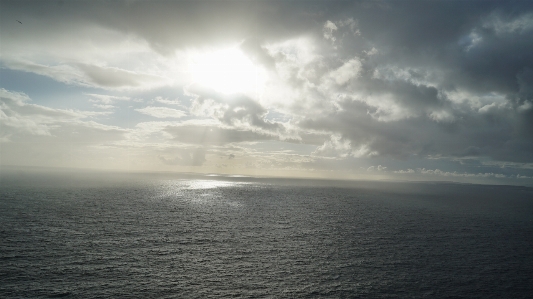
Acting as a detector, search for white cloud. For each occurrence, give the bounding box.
[1,88,110,138]
[429,109,455,123]
[93,104,115,110]
[394,168,415,174]
[4,60,170,90]
[86,93,131,104]
[78,64,170,89]
[484,12,533,35]
[1,88,119,133]
[328,58,362,85]
[152,97,184,106]
[417,168,507,178]
[135,106,187,119]
[364,47,378,56]
[159,148,206,166]
[313,134,352,158]
[0,88,129,168]
[367,165,387,172]
[323,20,338,42]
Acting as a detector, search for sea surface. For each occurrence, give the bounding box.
[1,171,533,298]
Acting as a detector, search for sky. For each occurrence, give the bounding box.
[1,0,533,186]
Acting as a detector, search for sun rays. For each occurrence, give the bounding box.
[188,47,267,95]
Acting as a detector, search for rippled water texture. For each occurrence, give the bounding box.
[1,173,533,298]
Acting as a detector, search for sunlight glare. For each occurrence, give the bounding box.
[188,47,267,95]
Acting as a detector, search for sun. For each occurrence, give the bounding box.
[188,47,267,95]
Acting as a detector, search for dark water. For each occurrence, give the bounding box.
[1,173,533,298]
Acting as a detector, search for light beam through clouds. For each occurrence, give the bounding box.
[1,0,532,186]
[187,47,268,96]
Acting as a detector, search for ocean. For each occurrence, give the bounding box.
[1,171,533,298]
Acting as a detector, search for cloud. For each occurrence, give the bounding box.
[3,61,88,87]
[86,93,131,104]
[164,124,276,146]
[367,165,387,172]
[323,20,338,42]
[394,169,415,174]
[77,64,169,89]
[328,58,362,85]
[159,148,206,166]
[0,88,112,138]
[152,97,184,106]
[1,1,533,183]
[3,60,169,90]
[483,12,533,35]
[0,88,128,168]
[389,167,526,180]
[262,2,533,166]
[187,87,296,141]
[93,104,114,110]
[312,134,377,158]
[240,38,276,69]
[135,106,187,119]
[417,168,507,179]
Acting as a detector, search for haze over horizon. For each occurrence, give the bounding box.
[1,0,533,186]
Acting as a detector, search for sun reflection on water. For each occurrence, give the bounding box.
[184,180,244,190]
[156,179,252,208]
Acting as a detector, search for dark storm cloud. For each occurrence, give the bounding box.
[278,1,533,165]
[0,0,334,53]
[325,1,533,96]
[302,94,533,162]
[356,2,533,100]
